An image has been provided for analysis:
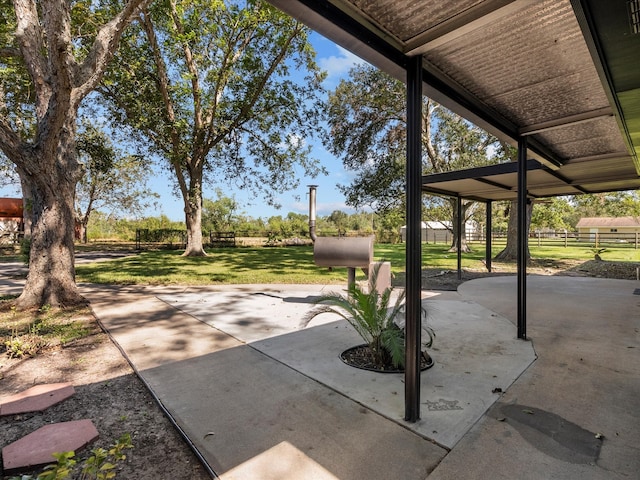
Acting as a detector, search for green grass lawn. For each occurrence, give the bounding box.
[76,246,350,285]
[75,241,640,286]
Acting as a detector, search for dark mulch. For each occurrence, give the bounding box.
[340,344,434,373]
[392,259,640,292]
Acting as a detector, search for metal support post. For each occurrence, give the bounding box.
[457,196,462,280]
[486,201,492,272]
[517,137,528,340]
[405,54,423,422]
[347,267,356,290]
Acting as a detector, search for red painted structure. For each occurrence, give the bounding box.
[0,197,22,218]
[0,197,24,242]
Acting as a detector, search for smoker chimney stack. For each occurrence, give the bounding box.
[308,185,317,242]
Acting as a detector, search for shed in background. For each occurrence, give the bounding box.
[576,216,640,242]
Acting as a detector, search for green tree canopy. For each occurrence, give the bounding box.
[325,64,501,251]
[202,189,241,233]
[571,192,640,220]
[75,122,158,242]
[98,0,327,256]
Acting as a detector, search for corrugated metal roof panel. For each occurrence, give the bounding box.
[269,0,640,198]
[353,0,485,41]
[532,117,627,161]
[426,0,608,127]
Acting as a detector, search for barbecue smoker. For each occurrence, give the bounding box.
[308,185,390,291]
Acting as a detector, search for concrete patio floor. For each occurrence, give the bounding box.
[1,268,637,479]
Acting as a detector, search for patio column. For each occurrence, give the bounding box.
[517,137,528,339]
[405,54,422,422]
[457,196,462,280]
[486,201,492,272]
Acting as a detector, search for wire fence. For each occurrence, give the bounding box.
[134,228,640,250]
[488,231,639,250]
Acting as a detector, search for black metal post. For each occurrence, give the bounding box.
[457,196,462,280]
[517,137,527,340]
[347,267,356,290]
[405,54,423,423]
[486,201,492,272]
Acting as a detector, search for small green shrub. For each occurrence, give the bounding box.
[303,263,434,369]
[8,433,133,480]
[3,331,48,358]
[19,237,31,265]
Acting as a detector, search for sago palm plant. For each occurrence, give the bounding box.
[304,263,432,370]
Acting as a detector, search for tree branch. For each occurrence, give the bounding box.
[139,8,183,164]
[74,0,150,100]
[0,116,28,165]
[215,22,305,154]
[13,0,49,116]
[168,0,203,131]
[0,47,21,59]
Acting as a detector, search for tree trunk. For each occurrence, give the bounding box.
[448,198,472,253]
[183,187,206,256]
[76,219,88,244]
[16,172,84,308]
[494,199,533,261]
[0,0,148,308]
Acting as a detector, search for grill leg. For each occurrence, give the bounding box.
[347,267,356,289]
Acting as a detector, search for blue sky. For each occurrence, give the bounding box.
[0,33,369,221]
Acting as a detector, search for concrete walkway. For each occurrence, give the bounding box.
[2,271,638,479]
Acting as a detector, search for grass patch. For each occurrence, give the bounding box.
[76,247,358,285]
[0,298,95,359]
[75,242,640,287]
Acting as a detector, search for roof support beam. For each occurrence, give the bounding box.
[456,196,462,281]
[486,202,493,273]
[405,0,523,55]
[517,137,528,340]
[519,107,614,136]
[475,177,513,191]
[541,168,589,194]
[422,160,544,183]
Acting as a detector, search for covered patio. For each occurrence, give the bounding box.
[267,0,640,421]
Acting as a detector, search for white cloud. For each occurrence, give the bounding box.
[318,46,367,87]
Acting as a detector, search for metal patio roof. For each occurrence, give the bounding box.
[268,0,640,201]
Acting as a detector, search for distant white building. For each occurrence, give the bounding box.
[399,221,477,243]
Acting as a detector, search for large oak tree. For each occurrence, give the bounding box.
[98,0,326,256]
[0,0,149,308]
